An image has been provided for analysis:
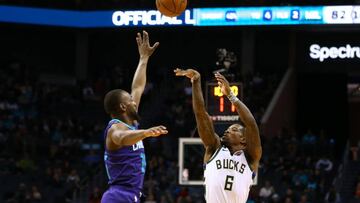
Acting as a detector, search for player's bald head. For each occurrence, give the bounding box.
[104,89,128,115]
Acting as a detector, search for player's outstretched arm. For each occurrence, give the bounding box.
[131,30,160,110]
[108,124,168,148]
[215,72,262,169]
[175,69,221,160]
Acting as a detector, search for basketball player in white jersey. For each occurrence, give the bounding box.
[175,69,262,203]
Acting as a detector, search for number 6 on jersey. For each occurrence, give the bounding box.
[225,175,234,191]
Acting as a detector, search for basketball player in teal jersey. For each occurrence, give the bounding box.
[101,31,168,203]
[175,69,262,203]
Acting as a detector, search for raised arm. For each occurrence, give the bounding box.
[175,69,220,161]
[131,31,159,110]
[215,73,262,166]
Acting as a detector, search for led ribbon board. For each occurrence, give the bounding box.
[0,5,359,27]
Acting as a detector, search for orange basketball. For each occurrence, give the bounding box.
[156,0,187,17]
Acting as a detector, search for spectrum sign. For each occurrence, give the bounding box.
[309,44,360,62]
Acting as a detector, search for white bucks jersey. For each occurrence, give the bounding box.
[204,147,254,203]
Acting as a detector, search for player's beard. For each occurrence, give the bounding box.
[128,108,141,122]
[220,136,229,148]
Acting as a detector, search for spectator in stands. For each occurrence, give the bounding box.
[89,187,102,203]
[271,193,280,203]
[176,187,192,203]
[324,187,341,203]
[284,197,294,203]
[30,185,42,202]
[144,190,157,203]
[298,194,310,203]
[160,191,175,203]
[355,181,360,200]
[67,169,80,187]
[14,183,31,202]
[16,154,36,172]
[282,188,296,203]
[350,146,358,161]
[259,180,275,201]
[52,170,65,188]
[82,81,96,101]
[307,175,317,191]
[301,129,317,156]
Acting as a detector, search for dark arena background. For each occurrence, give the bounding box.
[0,0,360,202]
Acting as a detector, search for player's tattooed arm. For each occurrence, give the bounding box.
[175,69,221,158]
[131,30,160,110]
[215,72,262,169]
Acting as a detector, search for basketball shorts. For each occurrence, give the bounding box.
[101,185,141,203]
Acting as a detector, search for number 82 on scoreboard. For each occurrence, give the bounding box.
[323,6,360,24]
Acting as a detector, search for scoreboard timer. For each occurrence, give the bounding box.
[205,82,242,123]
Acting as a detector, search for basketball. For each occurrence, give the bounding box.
[156,0,187,17]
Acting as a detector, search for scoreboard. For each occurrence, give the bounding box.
[205,82,242,124]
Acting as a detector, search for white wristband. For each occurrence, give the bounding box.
[227,91,239,103]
